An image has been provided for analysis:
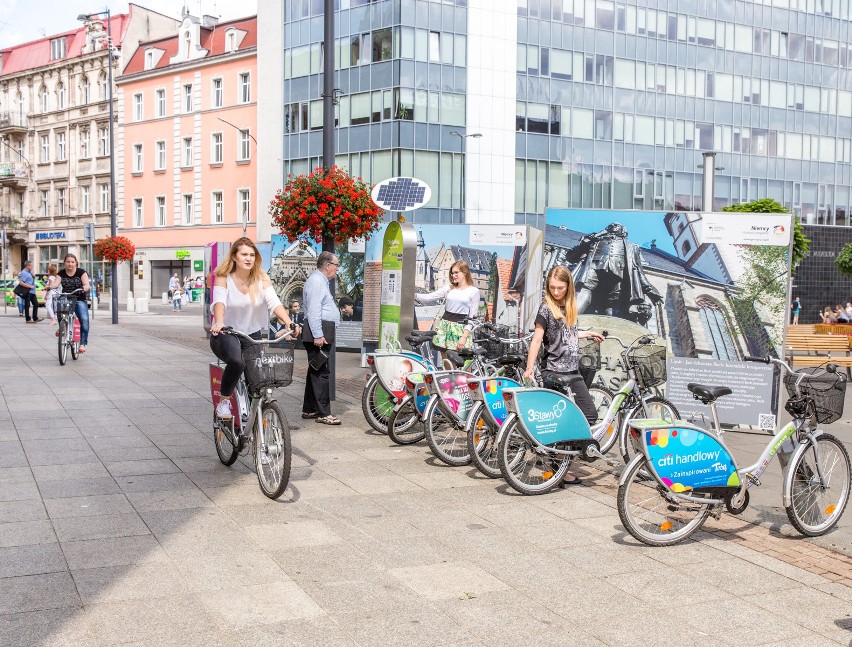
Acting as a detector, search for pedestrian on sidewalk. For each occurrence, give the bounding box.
[58,254,91,353]
[12,271,24,316]
[301,251,341,426]
[18,260,40,323]
[168,272,179,299]
[791,296,800,325]
[43,264,61,325]
[172,288,183,311]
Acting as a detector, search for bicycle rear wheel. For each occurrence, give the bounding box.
[387,398,424,445]
[255,401,292,500]
[467,406,501,478]
[57,319,68,365]
[785,433,851,536]
[425,401,471,466]
[588,386,617,455]
[70,319,79,361]
[362,374,393,433]
[498,420,569,495]
[617,454,711,546]
[213,414,240,466]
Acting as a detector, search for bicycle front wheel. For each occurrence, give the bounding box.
[57,319,68,365]
[362,374,394,433]
[425,401,471,466]
[785,433,851,536]
[498,420,569,495]
[255,401,292,500]
[617,454,711,546]
[387,398,424,445]
[467,406,501,478]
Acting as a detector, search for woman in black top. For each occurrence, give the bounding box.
[524,265,603,485]
[57,254,91,353]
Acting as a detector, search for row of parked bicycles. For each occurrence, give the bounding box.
[361,320,851,546]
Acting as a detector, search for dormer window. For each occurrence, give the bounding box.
[184,32,192,58]
[145,50,155,70]
[226,31,237,52]
[50,37,66,60]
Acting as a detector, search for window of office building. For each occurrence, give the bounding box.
[99,184,109,212]
[183,137,193,167]
[40,190,48,216]
[156,89,166,117]
[212,78,223,108]
[133,93,143,121]
[239,73,251,103]
[239,130,251,160]
[40,135,49,163]
[212,191,223,223]
[183,194,193,225]
[184,84,193,112]
[57,188,65,215]
[156,196,166,226]
[56,132,65,160]
[133,144,143,172]
[133,198,143,227]
[238,189,250,223]
[212,133,223,163]
[98,127,109,156]
[156,141,166,170]
[81,185,90,214]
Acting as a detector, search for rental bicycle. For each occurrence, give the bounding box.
[617,356,850,546]
[209,327,295,499]
[56,289,83,365]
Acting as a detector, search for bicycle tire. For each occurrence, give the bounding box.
[425,399,471,466]
[588,386,617,455]
[466,405,501,478]
[213,414,240,466]
[57,319,68,365]
[255,400,292,500]
[70,319,79,361]
[618,396,680,465]
[498,420,569,495]
[387,398,424,445]
[362,374,394,434]
[784,433,851,537]
[617,454,711,546]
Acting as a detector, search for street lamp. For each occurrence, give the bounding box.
[78,9,118,324]
[0,213,13,315]
[449,131,482,223]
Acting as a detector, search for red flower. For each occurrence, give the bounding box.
[94,236,136,263]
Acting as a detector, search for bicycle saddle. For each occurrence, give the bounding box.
[542,373,584,390]
[456,347,487,358]
[497,355,524,367]
[405,332,437,346]
[687,383,732,404]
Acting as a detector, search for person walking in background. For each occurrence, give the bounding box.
[791,297,801,325]
[58,254,91,353]
[301,251,341,426]
[168,272,179,299]
[12,271,24,316]
[415,260,480,354]
[172,288,183,311]
[183,275,192,303]
[523,265,604,486]
[43,264,61,325]
[18,260,40,323]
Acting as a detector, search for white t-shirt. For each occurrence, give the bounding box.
[417,284,480,329]
[211,275,283,333]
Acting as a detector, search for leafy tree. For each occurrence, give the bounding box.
[836,243,852,276]
[721,198,810,269]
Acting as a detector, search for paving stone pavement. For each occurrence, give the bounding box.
[1,310,852,647]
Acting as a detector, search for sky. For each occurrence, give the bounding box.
[0,0,258,48]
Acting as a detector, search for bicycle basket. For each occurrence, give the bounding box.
[478,324,515,359]
[56,296,76,314]
[783,368,846,424]
[242,342,295,392]
[626,344,668,389]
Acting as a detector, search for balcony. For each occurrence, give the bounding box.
[0,112,28,134]
[0,162,29,188]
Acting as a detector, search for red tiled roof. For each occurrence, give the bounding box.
[496,258,520,303]
[0,14,129,77]
[123,16,257,75]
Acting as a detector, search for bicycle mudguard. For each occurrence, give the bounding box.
[209,363,240,431]
[424,370,475,424]
[373,354,432,402]
[505,387,592,445]
[468,377,521,427]
[631,420,740,492]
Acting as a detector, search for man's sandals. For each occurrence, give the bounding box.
[316,415,341,426]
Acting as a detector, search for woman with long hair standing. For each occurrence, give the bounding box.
[209,238,298,420]
[523,265,603,485]
[415,260,480,352]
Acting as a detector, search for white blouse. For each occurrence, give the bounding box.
[211,275,283,333]
[417,284,480,330]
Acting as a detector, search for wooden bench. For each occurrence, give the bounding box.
[785,329,852,372]
[814,323,852,335]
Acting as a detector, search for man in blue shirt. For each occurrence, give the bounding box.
[18,260,41,323]
[301,251,341,425]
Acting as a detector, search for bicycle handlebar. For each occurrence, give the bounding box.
[744,355,839,380]
[219,326,295,343]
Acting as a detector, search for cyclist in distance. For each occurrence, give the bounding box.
[209,237,299,420]
[523,265,604,485]
[57,254,91,352]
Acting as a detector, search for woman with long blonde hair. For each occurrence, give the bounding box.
[209,237,298,419]
[524,265,603,485]
[415,259,480,352]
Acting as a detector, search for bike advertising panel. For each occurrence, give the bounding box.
[511,389,592,445]
[478,377,521,426]
[373,354,431,402]
[434,371,475,423]
[542,209,793,428]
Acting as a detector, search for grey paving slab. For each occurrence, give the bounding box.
[61,535,168,570]
[0,542,67,578]
[43,493,134,519]
[0,572,81,615]
[71,562,189,605]
[125,487,215,512]
[330,607,474,647]
[25,449,100,467]
[104,458,181,477]
[52,512,150,542]
[196,580,325,630]
[37,477,122,499]
[0,499,47,523]
[31,462,112,481]
[0,519,56,547]
[0,607,96,647]
[114,472,197,493]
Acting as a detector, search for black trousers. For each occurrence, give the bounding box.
[542,370,598,424]
[209,330,261,396]
[23,293,39,322]
[302,321,335,417]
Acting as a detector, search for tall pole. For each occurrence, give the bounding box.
[106,9,118,324]
[322,0,336,399]
[2,223,7,315]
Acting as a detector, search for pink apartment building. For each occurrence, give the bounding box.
[117,10,257,299]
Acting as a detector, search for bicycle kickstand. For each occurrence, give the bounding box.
[584,445,621,467]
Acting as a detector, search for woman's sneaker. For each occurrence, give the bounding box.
[215,399,233,419]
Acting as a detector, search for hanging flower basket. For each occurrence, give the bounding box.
[268,165,383,245]
[94,235,136,263]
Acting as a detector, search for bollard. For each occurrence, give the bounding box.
[127,296,135,312]
[135,297,149,314]
[162,292,169,305]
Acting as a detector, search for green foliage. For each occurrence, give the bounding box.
[836,243,852,277]
[720,198,810,268]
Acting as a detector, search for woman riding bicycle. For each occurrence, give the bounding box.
[210,237,299,420]
[524,265,604,486]
[57,254,91,353]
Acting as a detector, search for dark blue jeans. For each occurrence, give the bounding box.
[74,299,90,345]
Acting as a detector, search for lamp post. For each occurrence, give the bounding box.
[449,131,482,223]
[78,9,118,324]
[0,213,12,315]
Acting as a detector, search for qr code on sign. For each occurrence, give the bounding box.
[758,413,776,431]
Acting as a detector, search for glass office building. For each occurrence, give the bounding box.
[275,0,852,226]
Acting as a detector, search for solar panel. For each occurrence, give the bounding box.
[371,177,431,212]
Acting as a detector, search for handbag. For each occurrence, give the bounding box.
[13,283,30,298]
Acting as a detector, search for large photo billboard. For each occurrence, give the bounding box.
[543,209,793,427]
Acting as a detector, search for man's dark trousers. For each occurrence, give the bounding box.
[303,321,334,417]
